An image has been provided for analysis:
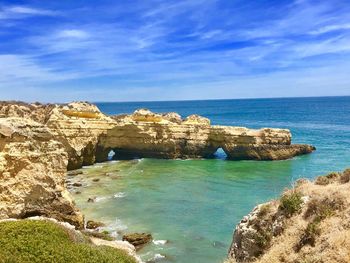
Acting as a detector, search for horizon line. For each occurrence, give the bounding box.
[93,94,350,104]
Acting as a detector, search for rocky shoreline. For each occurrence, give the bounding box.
[0,101,316,262]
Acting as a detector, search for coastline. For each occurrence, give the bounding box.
[1,99,348,263]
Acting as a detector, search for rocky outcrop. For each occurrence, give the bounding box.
[0,101,315,231]
[96,109,314,161]
[0,101,117,170]
[122,233,153,249]
[228,169,350,263]
[45,102,116,170]
[0,118,83,228]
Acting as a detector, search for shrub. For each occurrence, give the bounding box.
[295,218,321,252]
[315,176,329,185]
[253,230,272,250]
[279,191,303,217]
[340,169,350,184]
[315,172,340,185]
[304,195,344,220]
[0,220,136,263]
[258,204,271,218]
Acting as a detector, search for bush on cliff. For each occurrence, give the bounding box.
[279,191,303,217]
[0,220,136,263]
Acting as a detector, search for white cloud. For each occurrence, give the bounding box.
[56,29,90,39]
[309,24,350,35]
[0,54,78,86]
[0,5,57,20]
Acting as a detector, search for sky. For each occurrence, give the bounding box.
[0,0,350,102]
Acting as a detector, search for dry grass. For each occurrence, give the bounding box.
[230,168,350,263]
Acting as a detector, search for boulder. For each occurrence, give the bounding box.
[122,233,153,248]
[86,220,105,229]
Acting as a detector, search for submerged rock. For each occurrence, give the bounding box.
[87,197,96,203]
[67,170,83,176]
[123,233,153,248]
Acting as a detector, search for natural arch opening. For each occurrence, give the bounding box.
[213,147,227,160]
[108,149,116,161]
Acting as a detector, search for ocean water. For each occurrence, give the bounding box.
[68,96,350,263]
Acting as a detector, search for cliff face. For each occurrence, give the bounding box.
[0,101,117,170]
[97,109,314,161]
[45,102,117,170]
[228,168,350,263]
[0,117,83,227]
[0,101,315,230]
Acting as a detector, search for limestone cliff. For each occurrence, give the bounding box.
[97,109,315,161]
[0,102,315,231]
[0,117,83,227]
[0,101,117,170]
[228,168,350,263]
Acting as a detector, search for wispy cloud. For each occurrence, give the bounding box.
[0,0,349,102]
[0,5,57,20]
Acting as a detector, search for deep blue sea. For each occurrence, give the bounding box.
[69,96,350,263]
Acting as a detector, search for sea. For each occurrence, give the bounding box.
[68,96,350,263]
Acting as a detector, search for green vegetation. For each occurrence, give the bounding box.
[296,194,345,251]
[279,191,303,217]
[253,230,272,250]
[0,220,136,263]
[295,218,321,252]
[257,204,271,218]
[81,229,115,241]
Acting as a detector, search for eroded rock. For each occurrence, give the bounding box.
[123,233,153,248]
[0,118,83,228]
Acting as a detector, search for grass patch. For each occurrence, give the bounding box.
[279,191,303,217]
[81,230,115,241]
[257,204,271,218]
[0,220,136,263]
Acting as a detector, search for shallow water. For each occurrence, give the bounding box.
[68,97,350,263]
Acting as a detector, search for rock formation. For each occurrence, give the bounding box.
[97,109,315,161]
[0,117,83,227]
[228,169,350,263]
[0,101,117,170]
[0,101,315,232]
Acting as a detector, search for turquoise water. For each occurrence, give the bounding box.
[68,97,350,263]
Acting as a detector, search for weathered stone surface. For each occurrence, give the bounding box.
[0,118,83,228]
[97,109,314,161]
[0,101,117,170]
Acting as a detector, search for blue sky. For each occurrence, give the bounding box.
[0,0,349,102]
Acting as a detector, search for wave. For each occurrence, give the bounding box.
[114,192,126,198]
[152,240,168,245]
